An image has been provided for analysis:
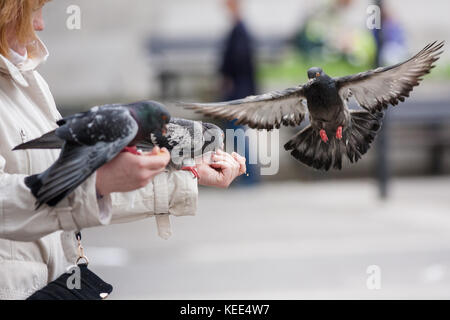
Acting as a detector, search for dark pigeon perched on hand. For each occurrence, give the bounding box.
[13,100,170,209]
[180,41,444,171]
[136,117,224,178]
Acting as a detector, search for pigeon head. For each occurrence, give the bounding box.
[129,100,171,136]
[307,67,324,80]
[202,122,224,152]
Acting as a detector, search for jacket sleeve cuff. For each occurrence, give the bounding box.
[57,173,112,230]
[109,170,198,231]
[166,170,198,217]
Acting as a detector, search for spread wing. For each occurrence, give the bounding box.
[335,41,444,113]
[178,86,307,130]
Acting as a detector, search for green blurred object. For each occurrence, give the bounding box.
[257,51,372,84]
[257,50,450,85]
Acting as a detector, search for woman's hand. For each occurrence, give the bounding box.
[196,149,246,188]
[96,146,170,196]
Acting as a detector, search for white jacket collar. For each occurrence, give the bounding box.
[0,37,49,87]
[9,48,28,65]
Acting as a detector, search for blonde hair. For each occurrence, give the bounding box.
[0,0,50,58]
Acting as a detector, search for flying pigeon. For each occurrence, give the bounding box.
[179,41,444,171]
[13,100,170,208]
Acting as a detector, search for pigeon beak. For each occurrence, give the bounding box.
[162,125,167,135]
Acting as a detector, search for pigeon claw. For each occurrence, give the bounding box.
[336,126,343,140]
[121,146,141,155]
[319,129,329,143]
[181,166,199,179]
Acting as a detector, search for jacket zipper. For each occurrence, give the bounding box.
[19,128,32,174]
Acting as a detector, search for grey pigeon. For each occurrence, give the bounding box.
[137,118,224,177]
[14,100,170,208]
[179,41,444,171]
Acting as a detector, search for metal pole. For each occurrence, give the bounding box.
[374,0,389,199]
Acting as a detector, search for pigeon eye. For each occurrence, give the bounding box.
[316,72,320,77]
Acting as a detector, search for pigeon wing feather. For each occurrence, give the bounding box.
[27,107,138,207]
[335,41,444,113]
[178,86,307,130]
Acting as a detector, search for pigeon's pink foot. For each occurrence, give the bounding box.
[182,166,199,179]
[121,146,141,155]
[336,126,343,140]
[319,129,329,143]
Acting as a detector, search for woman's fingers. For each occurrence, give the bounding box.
[196,150,248,188]
[209,161,228,169]
[212,156,237,171]
[96,146,172,195]
[224,152,242,171]
[150,146,160,155]
[231,151,245,162]
[139,147,170,170]
[212,151,246,176]
[232,152,246,175]
[213,151,239,165]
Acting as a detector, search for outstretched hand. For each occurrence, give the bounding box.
[196,149,246,188]
[96,146,170,196]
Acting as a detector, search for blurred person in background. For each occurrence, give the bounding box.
[0,0,245,299]
[219,0,259,185]
[374,3,407,66]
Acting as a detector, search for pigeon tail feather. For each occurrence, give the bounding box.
[24,174,44,209]
[284,111,383,171]
[24,171,71,209]
[13,130,62,150]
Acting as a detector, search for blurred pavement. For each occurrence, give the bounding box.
[83,176,450,299]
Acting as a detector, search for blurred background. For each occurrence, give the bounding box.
[38,0,450,298]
